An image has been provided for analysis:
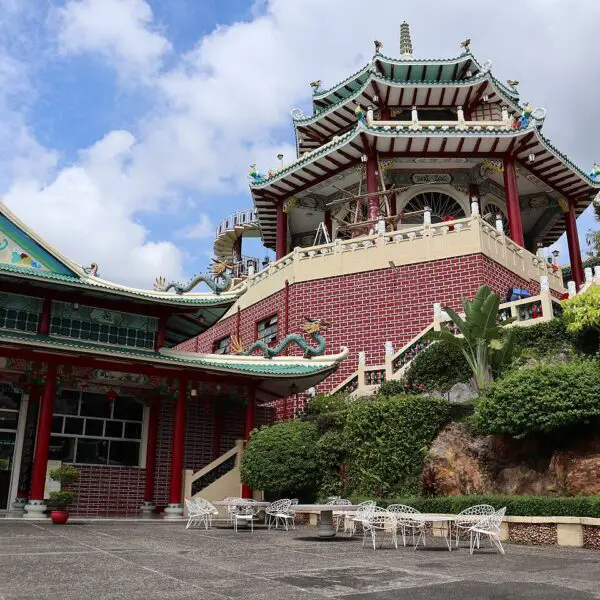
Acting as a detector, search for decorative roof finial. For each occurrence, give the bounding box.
[507,79,520,89]
[400,21,413,58]
[460,38,471,52]
[309,80,322,94]
[374,40,383,54]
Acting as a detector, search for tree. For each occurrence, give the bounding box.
[429,286,515,392]
[563,285,600,335]
[240,421,322,499]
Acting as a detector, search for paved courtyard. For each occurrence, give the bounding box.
[1,520,600,599]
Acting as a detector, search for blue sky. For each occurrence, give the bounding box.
[1,0,598,288]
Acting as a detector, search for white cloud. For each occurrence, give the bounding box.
[178,214,214,239]
[55,0,171,79]
[1,0,599,289]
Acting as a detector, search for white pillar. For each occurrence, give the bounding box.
[384,341,394,356]
[501,106,509,126]
[540,275,549,292]
[595,266,600,281]
[585,267,593,283]
[423,207,432,226]
[495,216,504,232]
[247,263,255,276]
[471,198,480,216]
[457,105,465,123]
[567,281,577,298]
[433,302,442,319]
[411,106,418,124]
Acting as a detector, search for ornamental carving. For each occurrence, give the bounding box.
[411,173,453,184]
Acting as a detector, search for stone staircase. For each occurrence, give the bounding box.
[330,285,565,397]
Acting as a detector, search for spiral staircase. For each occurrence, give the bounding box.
[214,209,262,269]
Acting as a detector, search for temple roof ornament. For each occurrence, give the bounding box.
[374,40,383,54]
[590,163,600,182]
[309,80,322,94]
[400,21,413,58]
[507,79,520,89]
[154,260,233,296]
[460,39,471,52]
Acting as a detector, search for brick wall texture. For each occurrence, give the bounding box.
[68,402,272,516]
[186,253,541,420]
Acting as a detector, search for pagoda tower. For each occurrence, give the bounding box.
[204,25,599,417]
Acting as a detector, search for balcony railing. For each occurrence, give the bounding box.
[216,209,258,237]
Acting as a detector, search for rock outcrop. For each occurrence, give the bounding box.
[425,423,600,496]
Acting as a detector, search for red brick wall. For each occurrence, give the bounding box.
[68,401,272,516]
[189,253,539,419]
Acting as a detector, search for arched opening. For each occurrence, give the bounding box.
[400,190,467,225]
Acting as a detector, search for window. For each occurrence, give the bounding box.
[0,292,41,333]
[213,336,231,355]
[49,390,144,467]
[257,314,278,345]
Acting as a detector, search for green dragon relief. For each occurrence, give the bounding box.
[231,318,329,358]
[154,260,233,295]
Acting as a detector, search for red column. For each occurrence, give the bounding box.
[28,363,57,502]
[503,156,524,246]
[168,379,186,507]
[38,298,51,335]
[565,200,584,288]
[366,154,380,223]
[241,390,256,499]
[276,202,288,260]
[143,398,160,505]
[324,211,333,240]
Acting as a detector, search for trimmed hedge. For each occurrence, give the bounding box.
[475,360,600,437]
[343,395,450,496]
[349,494,600,518]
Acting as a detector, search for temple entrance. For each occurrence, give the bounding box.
[0,385,21,510]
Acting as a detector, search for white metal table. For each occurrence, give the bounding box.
[292,504,358,538]
[410,514,457,551]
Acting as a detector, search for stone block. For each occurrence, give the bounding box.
[557,523,583,547]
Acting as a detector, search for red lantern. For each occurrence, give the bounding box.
[105,390,118,403]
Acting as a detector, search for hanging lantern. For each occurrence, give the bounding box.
[105,390,118,403]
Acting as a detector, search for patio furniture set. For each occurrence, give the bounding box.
[184,496,506,554]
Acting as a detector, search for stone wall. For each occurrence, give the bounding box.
[69,403,272,516]
[187,253,538,419]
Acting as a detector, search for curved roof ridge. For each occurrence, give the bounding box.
[311,63,372,101]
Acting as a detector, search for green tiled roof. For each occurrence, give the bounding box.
[251,122,600,191]
[0,330,338,378]
[0,262,238,306]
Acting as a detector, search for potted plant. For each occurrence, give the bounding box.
[48,465,80,524]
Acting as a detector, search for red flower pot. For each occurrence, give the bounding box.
[50,510,69,525]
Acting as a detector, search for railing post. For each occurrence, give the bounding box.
[433,302,442,331]
[384,342,394,380]
[539,276,553,322]
[357,351,366,394]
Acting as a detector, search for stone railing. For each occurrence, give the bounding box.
[239,215,563,312]
[183,439,244,511]
[215,209,258,237]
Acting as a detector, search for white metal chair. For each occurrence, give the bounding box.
[264,499,295,530]
[232,503,257,533]
[387,504,422,547]
[469,507,506,555]
[332,498,352,532]
[194,498,219,529]
[184,499,206,529]
[455,504,496,547]
[223,497,248,525]
[361,510,398,550]
[348,500,377,535]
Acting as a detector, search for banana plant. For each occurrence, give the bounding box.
[429,285,516,392]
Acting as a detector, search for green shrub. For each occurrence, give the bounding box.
[301,393,351,432]
[509,318,575,359]
[240,421,321,499]
[343,395,450,497]
[48,465,80,508]
[348,494,600,518]
[315,430,346,499]
[402,341,471,393]
[475,360,600,437]
[377,380,412,397]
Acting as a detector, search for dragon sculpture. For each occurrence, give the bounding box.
[589,163,600,181]
[231,318,330,358]
[154,260,233,295]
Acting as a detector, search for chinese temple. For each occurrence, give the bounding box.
[197,24,600,417]
[0,203,347,517]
